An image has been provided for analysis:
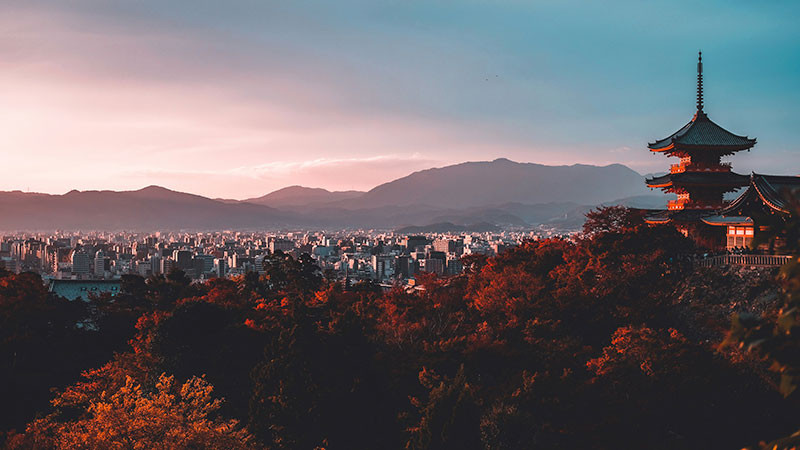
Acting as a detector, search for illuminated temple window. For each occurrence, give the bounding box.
[726,226,753,249]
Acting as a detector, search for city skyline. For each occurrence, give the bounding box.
[2,0,799,199]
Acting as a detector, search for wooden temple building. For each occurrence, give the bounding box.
[644,52,800,251]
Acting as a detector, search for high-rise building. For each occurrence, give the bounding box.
[433,239,464,255]
[193,254,215,277]
[395,255,412,279]
[0,256,17,273]
[71,250,91,275]
[150,254,161,275]
[214,258,227,278]
[403,236,428,254]
[427,251,447,265]
[420,258,444,275]
[447,258,463,275]
[371,255,393,280]
[94,250,106,278]
[173,250,193,270]
[160,258,175,275]
[269,238,295,253]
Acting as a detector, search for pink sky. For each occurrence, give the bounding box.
[0,5,653,199]
[2,2,796,199]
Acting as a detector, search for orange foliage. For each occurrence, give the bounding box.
[587,326,691,379]
[8,374,254,449]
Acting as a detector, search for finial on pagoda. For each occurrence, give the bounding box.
[696,51,704,112]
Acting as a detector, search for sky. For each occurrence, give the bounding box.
[1,0,799,199]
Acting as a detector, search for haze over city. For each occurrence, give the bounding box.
[2,0,799,199]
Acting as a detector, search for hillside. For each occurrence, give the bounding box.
[0,160,667,231]
[244,186,364,208]
[0,186,305,231]
[329,158,653,209]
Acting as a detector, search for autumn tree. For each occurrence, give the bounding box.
[725,192,800,449]
[0,271,97,432]
[8,373,254,449]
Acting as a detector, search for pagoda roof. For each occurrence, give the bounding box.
[719,174,800,216]
[648,111,756,152]
[646,171,749,189]
[644,208,716,225]
[701,215,753,226]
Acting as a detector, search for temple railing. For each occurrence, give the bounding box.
[697,254,794,268]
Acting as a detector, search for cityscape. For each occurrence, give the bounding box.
[2,1,800,449]
[1,229,544,299]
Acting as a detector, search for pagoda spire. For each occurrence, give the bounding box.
[696,51,704,112]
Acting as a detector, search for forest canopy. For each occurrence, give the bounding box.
[1,206,799,450]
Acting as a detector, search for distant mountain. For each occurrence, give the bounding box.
[329,158,653,210]
[538,195,668,230]
[395,222,499,234]
[0,160,667,231]
[605,195,668,210]
[431,202,582,227]
[244,186,364,208]
[0,186,306,231]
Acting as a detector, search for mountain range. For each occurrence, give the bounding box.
[243,186,364,208]
[0,159,667,231]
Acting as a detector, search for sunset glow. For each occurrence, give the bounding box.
[2,1,798,198]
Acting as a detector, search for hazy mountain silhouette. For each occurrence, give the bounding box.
[327,158,654,209]
[244,186,364,208]
[395,222,499,233]
[0,160,667,231]
[0,186,306,231]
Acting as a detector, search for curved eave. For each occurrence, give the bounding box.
[646,172,749,190]
[718,174,799,216]
[645,181,747,190]
[701,215,754,226]
[648,119,694,151]
[647,142,675,152]
[646,180,673,189]
[752,176,790,214]
[672,141,756,152]
[718,188,751,215]
[647,112,757,153]
[647,142,756,154]
[644,209,671,224]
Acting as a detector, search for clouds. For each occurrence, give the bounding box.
[0,0,798,198]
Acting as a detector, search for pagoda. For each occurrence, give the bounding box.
[644,52,756,245]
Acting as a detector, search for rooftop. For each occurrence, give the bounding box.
[701,215,754,226]
[646,171,749,189]
[643,208,718,225]
[720,174,800,215]
[648,53,756,154]
[49,279,121,301]
[648,112,756,152]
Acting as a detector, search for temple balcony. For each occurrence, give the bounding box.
[667,199,725,210]
[670,162,732,174]
[667,199,687,210]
